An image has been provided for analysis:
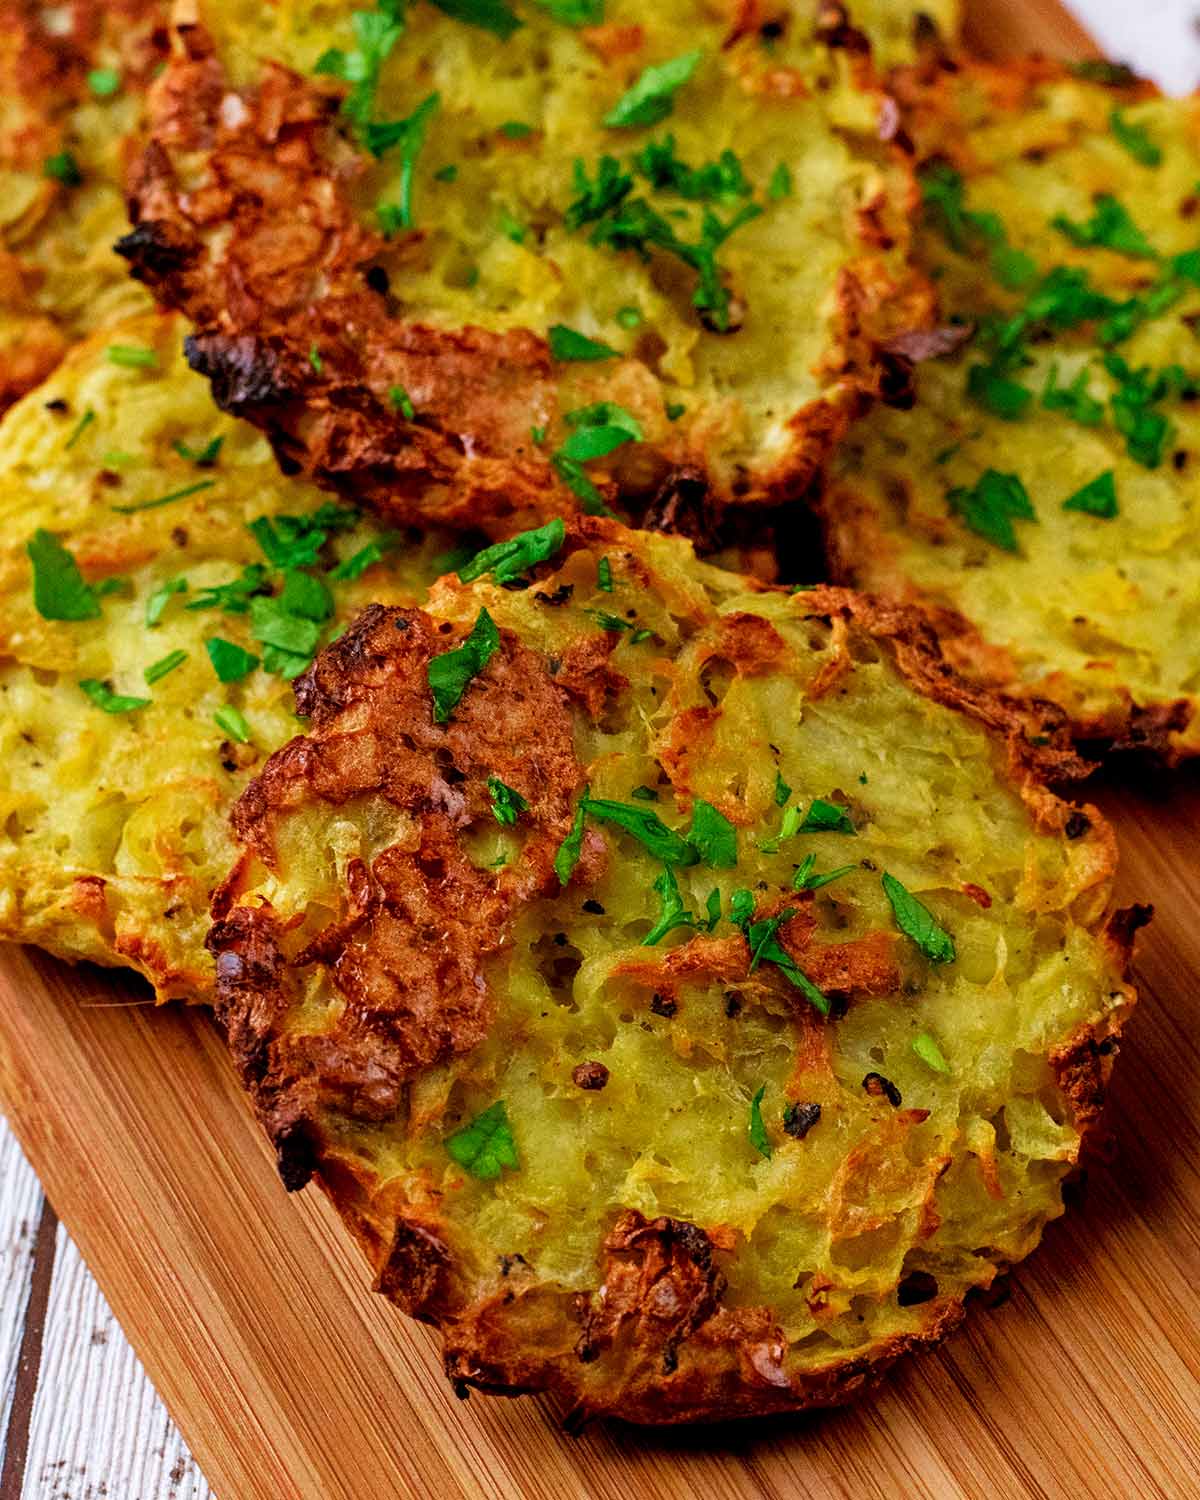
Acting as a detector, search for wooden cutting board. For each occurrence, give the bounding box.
[2,3,1199,1496]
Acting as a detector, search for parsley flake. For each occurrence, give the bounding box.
[111,478,216,515]
[445,1099,520,1180]
[912,1030,952,1074]
[106,343,157,369]
[533,0,602,21]
[643,864,696,946]
[314,0,407,139]
[328,533,403,582]
[881,873,955,964]
[44,151,81,185]
[488,776,529,826]
[1063,469,1118,518]
[79,679,150,715]
[603,50,702,130]
[388,385,416,418]
[948,469,1036,552]
[458,517,566,584]
[597,556,613,591]
[686,799,737,868]
[1053,193,1157,259]
[213,704,251,744]
[87,66,121,96]
[172,436,224,467]
[548,324,620,361]
[583,796,699,865]
[554,792,588,885]
[748,1085,772,1160]
[427,607,500,722]
[429,0,521,38]
[792,855,856,892]
[1110,108,1161,168]
[799,798,854,835]
[146,576,187,627]
[27,530,101,621]
[64,408,95,449]
[143,649,188,685]
[205,637,260,682]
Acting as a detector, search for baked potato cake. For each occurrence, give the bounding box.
[820,58,1200,760]
[209,517,1142,1423]
[0,0,167,411]
[0,313,450,999]
[120,0,931,541]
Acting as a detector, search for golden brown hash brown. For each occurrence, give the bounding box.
[209,518,1142,1424]
[0,313,450,999]
[120,0,932,543]
[0,0,167,411]
[819,54,1200,760]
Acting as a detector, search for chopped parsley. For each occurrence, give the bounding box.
[596,556,613,591]
[643,865,696,946]
[912,1030,952,1074]
[881,873,955,964]
[64,408,95,449]
[328,533,403,582]
[748,1085,772,1160]
[427,606,500,722]
[603,50,702,130]
[1042,364,1104,426]
[1104,353,1189,467]
[27,530,101,621]
[172,436,224,467]
[143,650,188,685]
[631,785,658,801]
[308,345,323,375]
[554,791,589,885]
[434,163,458,182]
[582,796,699,865]
[500,120,533,139]
[729,893,829,1014]
[557,401,642,468]
[686,799,737,868]
[1063,469,1118,518]
[106,344,157,369]
[553,454,609,514]
[631,136,750,202]
[314,0,407,138]
[213,704,252,744]
[429,0,521,38]
[87,67,122,97]
[111,478,216,515]
[488,776,528,826]
[616,305,642,329]
[247,504,359,569]
[445,1099,520,1180]
[966,362,1032,421]
[919,162,1035,290]
[792,854,856,893]
[458,517,566,584]
[497,205,526,245]
[79,679,150,715]
[205,637,260,683]
[1052,193,1157,259]
[533,0,603,21]
[774,771,791,806]
[378,92,439,230]
[800,798,854,835]
[185,564,269,615]
[44,151,81,185]
[145,576,187,627]
[768,162,792,200]
[1110,108,1161,168]
[947,469,1036,552]
[548,324,620,361]
[388,385,416,419]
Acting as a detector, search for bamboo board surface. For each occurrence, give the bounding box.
[2,3,1199,1496]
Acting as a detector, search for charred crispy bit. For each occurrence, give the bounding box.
[208,518,1141,1423]
[0,0,168,409]
[123,3,933,538]
[0,314,450,1000]
[820,54,1200,762]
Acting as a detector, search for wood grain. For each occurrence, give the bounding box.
[1,4,1199,1498]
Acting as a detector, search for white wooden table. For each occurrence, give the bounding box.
[1,3,1196,1495]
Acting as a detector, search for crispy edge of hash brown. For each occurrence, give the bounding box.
[119,5,932,544]
[205,517,1143,1424]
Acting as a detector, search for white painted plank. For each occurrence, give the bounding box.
[21,1220,212,1500]
[0,1116,44,1472]
[1069,0,1200,91]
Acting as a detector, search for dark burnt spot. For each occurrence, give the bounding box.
[782,1101,822,1139]
[573,1061,610,1091]
[878,351,917,409]
[650,992,677,1018]
[185,332,297,412]
[1064,810,1091,839]
[43,397,68,413]
[535,584,574,607]
[274,1120,317,1192]
[499,1252,528,1276]
[365,264,390,295]
[582,899,606,915]
[639,465,721,554]
[863,1072,902,1107]
[724,992,743,1018]
[113,220,198,280]
[897,1270,939,1306]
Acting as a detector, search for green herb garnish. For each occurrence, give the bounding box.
[554,791,588,885]
[1042,364,1104,426]
[27,529,101,621]
[768,162,792,200]
[791,854,856,892]
[445,1099,520,1180]
[111,478,216,514]
[64,408,95,450]
[686,799,737,868]
[1053,193,1157,259]
[912,1030,952,1074]
[597,556,613,591]
[328,533,403,582]
[106,344,157,369]
[947,469,1036,552]
[172,436,224,466]
[881,873,955,964]
[1110,108,1161,167]
[427,607,500,722]
[143,650,188,685]
[458,517,566,584]
[488,776,529,826]
[429,0,521,38]
[603,50,702,130]
[205,637,260,682]
[44,151,81,185]
[748,1085,772,1159]
[145,576,187,627]
[643,864,696,946]
[799,798,854,835]
[583,796,698,865]
[213,704,252,743]
[79,679,150,715]
[314,0,407,138]
[533,0,603,21]
[388,385,416,419]
[548,324,621,361]
[87,67,122,97]
[1063,469,1118,518]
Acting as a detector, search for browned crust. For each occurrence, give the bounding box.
[120,19,931,540]
[207,521,1140,1424]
